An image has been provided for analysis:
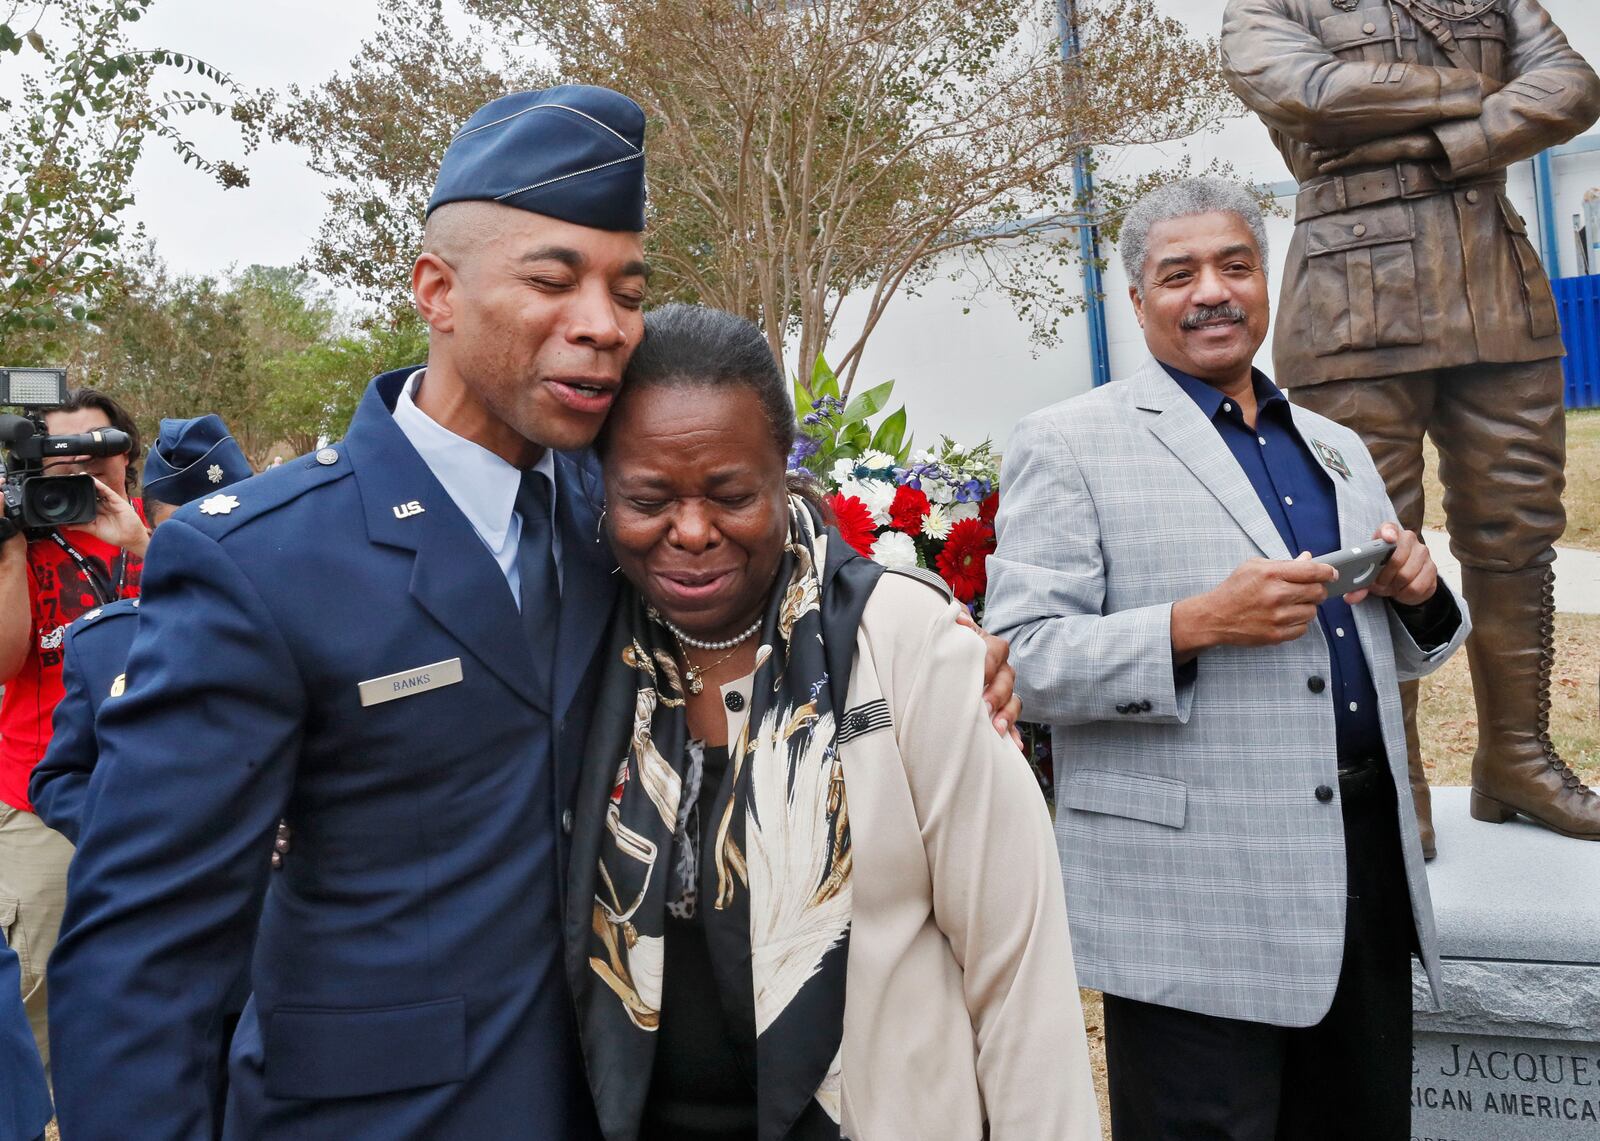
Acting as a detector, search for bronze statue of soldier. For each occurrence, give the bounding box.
[1220,0,1600,850]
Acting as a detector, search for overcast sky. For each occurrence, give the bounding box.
[118,0,387,289]
[119,0,1600,303]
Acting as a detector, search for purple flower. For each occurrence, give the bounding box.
[787,435,821,471]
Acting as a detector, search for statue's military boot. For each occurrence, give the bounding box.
[1464,565,1600,840]
[1400,679,1436,859]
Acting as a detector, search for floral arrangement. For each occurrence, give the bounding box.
[788,361,1000,615]
[789,360,1053,802]
[819,443,1000,609]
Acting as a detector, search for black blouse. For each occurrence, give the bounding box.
[640,743,758,1140]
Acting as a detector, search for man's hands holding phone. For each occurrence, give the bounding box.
[1346,523,1438,607]
[1171,555,1336,660]
[1170,524,1439,662]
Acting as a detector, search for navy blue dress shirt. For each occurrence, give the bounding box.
[1165,364,1388,766]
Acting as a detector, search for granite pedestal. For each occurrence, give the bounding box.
[1410,786,1600,1139]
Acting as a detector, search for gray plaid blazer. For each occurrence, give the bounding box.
[986,358,1469,1028]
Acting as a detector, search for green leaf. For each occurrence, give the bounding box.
[811,354,839,400]
[870,406,907,457]
[842,380,894,424]
[792,377,813,418]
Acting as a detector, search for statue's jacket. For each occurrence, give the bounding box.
[1221,0,1600,387]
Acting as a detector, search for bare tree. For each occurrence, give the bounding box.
[281,0,1234,393]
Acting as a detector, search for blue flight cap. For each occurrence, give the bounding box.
[426,85,646,232]
[142,415,253,507]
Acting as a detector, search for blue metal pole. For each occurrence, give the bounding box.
[1058,0,1112,387]
[1533,149,1563,279]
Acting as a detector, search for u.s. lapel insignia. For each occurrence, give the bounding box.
[110,673,126,698]
[207,464,224,484]
[1311,438,1352,479]
[199,493,240,516]
[392,500,426,520]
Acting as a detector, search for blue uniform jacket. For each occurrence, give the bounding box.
[0,942,50,1141]
[49,370,618,1140]
[31,597,140,844]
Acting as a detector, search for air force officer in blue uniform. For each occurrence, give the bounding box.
[31,414,255,844]
[49,87,651,1140]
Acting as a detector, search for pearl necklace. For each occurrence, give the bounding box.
[649,609,763,695]
[650,608,762,651]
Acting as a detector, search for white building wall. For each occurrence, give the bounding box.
[823,0,1600,449]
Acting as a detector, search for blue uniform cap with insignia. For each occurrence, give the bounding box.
[142,414,254,507]
[426,85,646,232]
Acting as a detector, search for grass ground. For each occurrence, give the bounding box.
[1423,408,1600,552]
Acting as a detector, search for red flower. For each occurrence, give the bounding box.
[888,484,931,535]
[979,490,999,526]
[827,493,877,557]
[936,519,995,603]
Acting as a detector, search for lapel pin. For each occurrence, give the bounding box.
[1311,438,1351,480]
[199,493,241,516]
[110,673,126,698]
[393,500,426,520]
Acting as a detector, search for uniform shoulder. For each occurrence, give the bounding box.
[64,597,139,644]
[172,444,352,541]
[555,447,606,516]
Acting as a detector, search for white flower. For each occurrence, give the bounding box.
[860,449,896,470]
[949,502,981,523]
[922,475,956,505]
[849,478,897,526]
[871,529,919,569]
[829,457,857,485]
[922,504,953,540]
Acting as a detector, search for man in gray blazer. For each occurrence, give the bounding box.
[987,177,1469,1140]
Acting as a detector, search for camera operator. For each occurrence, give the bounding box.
[0,387,144,1072]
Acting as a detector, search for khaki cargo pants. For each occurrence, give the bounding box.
[0,803,75,1071]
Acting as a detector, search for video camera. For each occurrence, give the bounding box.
[0,368,132,540]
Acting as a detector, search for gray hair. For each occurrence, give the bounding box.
[1119,176,1269,296]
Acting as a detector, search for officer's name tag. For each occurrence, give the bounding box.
[358,658,464,707]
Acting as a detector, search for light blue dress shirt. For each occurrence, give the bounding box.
[392,368,561,601]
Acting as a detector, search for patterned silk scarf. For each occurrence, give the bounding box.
[576,497,881,1141]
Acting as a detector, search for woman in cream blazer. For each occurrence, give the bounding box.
[566,303,1098,1141]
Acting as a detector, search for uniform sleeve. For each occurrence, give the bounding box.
[984,415,1195,726]
[29,631,99,843]
[1220,0,1484,147]
[47,518,306,1141]
[888,599,1100,1141]
[1430,0,1600,178]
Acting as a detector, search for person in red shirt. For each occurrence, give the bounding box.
[0,388,145,1072]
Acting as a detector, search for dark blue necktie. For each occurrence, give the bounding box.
[515,469,558,696]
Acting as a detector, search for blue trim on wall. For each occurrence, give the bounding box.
[1533,150,1563,279]
[1059,0,1111,388]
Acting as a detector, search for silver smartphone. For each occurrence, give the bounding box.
[1312,540,1396,597]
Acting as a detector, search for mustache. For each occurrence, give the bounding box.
[1180,304,1247,330]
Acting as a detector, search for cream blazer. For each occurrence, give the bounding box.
[716,572,1100,1141]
